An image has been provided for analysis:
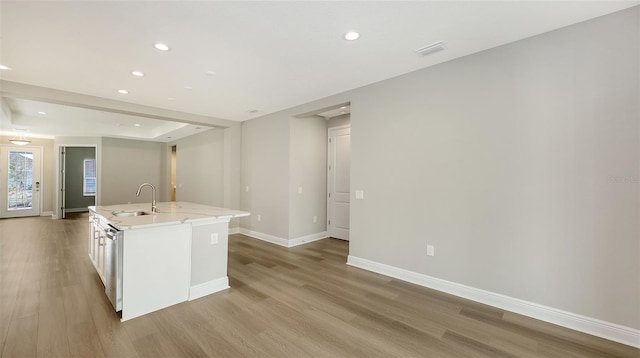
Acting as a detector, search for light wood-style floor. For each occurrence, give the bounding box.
[1,213,638,358]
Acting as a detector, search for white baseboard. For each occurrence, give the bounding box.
[65,208,89,213]
[228,227,240,235]
[240,228,290,247]
[188,277,229,301]
[41,211,53,217]
[288,231,328,247]
[239,228,328,248]
[347,255,640,348]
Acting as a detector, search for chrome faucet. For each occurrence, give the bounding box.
[136,183,157,213]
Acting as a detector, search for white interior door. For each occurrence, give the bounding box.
[0,146,42,218]
[327,126,350,240]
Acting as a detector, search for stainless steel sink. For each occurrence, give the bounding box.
[111,210,151,217]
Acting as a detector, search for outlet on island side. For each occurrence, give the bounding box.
[210,233,219,245]
[427,245,435,257]
[313,215,317,223]
[257,214,261,222]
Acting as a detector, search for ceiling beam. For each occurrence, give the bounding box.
[0,80,238,129]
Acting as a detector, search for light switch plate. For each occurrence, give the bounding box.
[355,190,364,199]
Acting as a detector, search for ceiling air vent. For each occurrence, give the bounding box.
[415,41,445,57]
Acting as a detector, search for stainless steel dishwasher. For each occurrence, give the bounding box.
[104,225,123,312]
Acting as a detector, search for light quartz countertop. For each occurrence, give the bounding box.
[89,201,250,230]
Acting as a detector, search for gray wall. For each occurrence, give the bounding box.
[240,105,343,240]
[223,126,243,229]
[160,126,242,228]
[241,115,291,238]
[64,146,95,210]
[327,114,350,128]
[236,6,639,330]
[101,137,163,206]
[347,7,639,329]
[173,129,225,206]
[289,116,328,238]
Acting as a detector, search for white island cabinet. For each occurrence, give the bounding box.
[88,202,249,321]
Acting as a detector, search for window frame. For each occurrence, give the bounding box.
[83,159,96,197]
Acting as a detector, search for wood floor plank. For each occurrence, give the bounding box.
[0,214,638,358]
[36,287,70,357]
[442,330,516,358]
[163,303,247,357]
[87,282,139,358]
[1,314,38,358]
[125,309,209,357]
[62,284,105,358]
[188,297,273,357]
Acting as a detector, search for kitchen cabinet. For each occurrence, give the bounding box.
[88,212,107,284]
[88,201,249,321]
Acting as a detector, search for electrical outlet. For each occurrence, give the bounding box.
[210,233,218,245]
[355,190,364,199]
[313,215,317,223]
[245,186,249,192]
[257,214,261,222]
[298,186,303,194]
[427,245,435,257]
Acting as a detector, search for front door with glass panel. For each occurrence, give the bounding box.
[0,146,42,218]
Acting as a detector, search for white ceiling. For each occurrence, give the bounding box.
[3,98,213,141]
[1,1,638,140]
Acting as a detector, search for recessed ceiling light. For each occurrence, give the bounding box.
[0,64,11,70]
[37,111,46,115]
[154,42,170,51]
[118,89,129,94]
[131,70,145,77]
[340,106,347,110]
[167,136,172,139]
[344,31,360,41]
[167,97,176,101]
[205,71,217,76]
[134,123,141,127]
[184,86,193,90]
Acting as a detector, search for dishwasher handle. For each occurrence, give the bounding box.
[105,227,119,240]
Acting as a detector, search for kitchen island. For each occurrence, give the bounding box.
[88,201,249,321]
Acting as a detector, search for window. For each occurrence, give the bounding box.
[83,159,96,196]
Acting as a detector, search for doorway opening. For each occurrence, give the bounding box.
[170,145,177,201]
[59,146,96,218]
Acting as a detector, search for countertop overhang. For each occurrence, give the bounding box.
[89,201,250,230]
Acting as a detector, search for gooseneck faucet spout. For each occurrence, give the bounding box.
[136,183,157,213]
